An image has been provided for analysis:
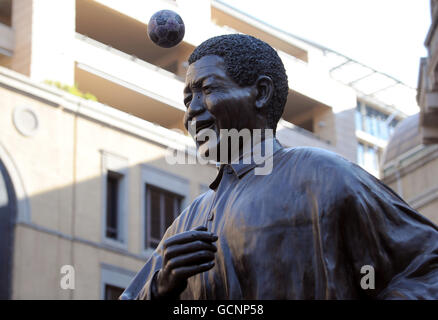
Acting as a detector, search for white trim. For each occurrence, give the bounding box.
[0,141,31,222]
[101,150,129,249]
[76,62,185,112]
[140,164,189,254]
[100,263,136,299]
[356,130,388,150]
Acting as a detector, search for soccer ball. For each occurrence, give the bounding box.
[147,10,185,48]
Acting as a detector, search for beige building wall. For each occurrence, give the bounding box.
[0,69,216,299]
[383,146,438,225]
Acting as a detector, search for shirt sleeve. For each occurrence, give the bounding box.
[120,207,188,300]
[339,162,438,299]
[119,238,164,300]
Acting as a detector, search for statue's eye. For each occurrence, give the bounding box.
[202,85,212,94]
[184,95,192,108]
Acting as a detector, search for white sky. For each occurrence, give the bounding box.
[220,0,431,88]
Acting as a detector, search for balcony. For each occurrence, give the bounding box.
[73,34,186,130]
[76,0,195,79]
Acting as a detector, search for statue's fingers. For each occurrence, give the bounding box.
[164,240,217,262]
[171,262,215,280]
[163,230,218,248]
[167,250,215,270]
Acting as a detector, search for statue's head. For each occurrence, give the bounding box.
[183,34,288,159]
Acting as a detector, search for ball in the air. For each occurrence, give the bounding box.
[147,10,185,48]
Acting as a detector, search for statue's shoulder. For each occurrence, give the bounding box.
[276,146,369,195]
[278,146,354,171]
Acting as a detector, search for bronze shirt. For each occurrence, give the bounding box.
[122,140,438,299]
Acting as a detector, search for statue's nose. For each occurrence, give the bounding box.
[187,95,205,119]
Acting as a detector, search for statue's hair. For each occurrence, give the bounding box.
[188,34,288,133]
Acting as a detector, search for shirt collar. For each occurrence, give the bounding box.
[209,138,283,190]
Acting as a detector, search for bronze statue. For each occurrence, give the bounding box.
[121,34,438,299]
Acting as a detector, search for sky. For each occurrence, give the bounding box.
[220,0,431,88]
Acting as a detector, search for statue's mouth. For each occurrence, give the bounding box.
[194,119,215,135]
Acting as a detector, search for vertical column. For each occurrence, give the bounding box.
[10,0,33,76]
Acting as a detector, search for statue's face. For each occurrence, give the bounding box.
[183,55,257,159]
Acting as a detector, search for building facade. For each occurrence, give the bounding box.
[381,0,438,227]
[0,0,419,299]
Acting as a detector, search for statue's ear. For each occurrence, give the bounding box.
[255,75,274,110]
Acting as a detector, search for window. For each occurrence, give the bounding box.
[104,284,124,300]
[145,185,183,249]
[141,165,189,252]
[101,151,129,246]
[366,146,379,171]
[106,171,122,240]
[357,142,380,176]
[100,263,135,300]
[357,143,365,167]
[356,102,399,141]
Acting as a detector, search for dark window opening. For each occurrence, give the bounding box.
[106,171,122,240]
[145,184,183,249]
[104,284,124,300]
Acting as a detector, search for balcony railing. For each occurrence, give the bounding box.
[74,33,186,111]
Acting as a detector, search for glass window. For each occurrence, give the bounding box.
[357,143,365,167]
[355,106,363,132]
[379,119,388,140]
[357,142,380,174]
[359,103,396,141]
[145,185,183,249]
[366,146,379,171]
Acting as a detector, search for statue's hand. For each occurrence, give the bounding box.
[155,226,217,299]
